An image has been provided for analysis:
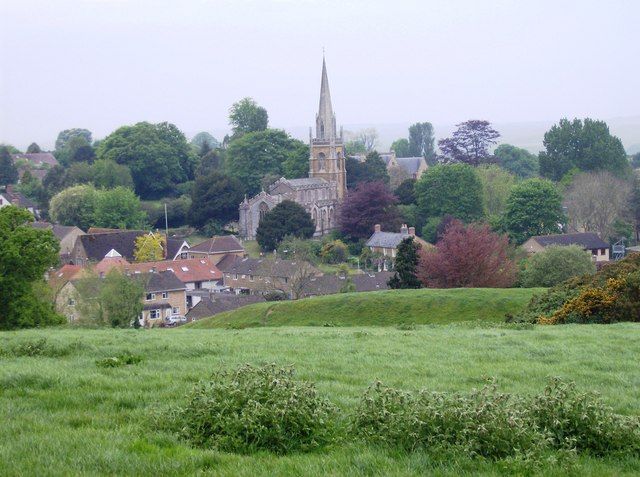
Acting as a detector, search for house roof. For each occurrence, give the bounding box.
[94,256,132,276]
[31,222,83,240]
[221,257,316,279]
[129,258,222,283]
[395,157,426,175]
[302,271,394,296]
[1,186,36,209]
[186,294,266,320]
[134,270,186,293]
[12,152,59,167]
[78,230,186,262]
[48,264,82,290]
[352,272,395,292]
[270,177,329,191]
[215,253,242,272]
[529,233,610,250]
[189,235,245,254]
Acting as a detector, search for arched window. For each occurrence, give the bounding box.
[259,202,269,221]
[320,121,324,138]
[318,152,326,171]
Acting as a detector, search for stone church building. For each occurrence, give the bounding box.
[238,58,347,240]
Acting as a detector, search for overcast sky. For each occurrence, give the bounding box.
[1,0,638,150]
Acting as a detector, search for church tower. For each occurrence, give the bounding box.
[309,56,347,200]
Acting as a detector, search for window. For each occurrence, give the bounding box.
[249,275,254,281]
[234,273,238,280]
[149,309,160,319]
[172,307,180,315]
[161,292,168,299]
[146,293,156,301]
[68,298,76,306]
[180,252,188,259]
[318,152,326,170]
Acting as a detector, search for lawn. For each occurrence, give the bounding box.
[1,324,639,476]
[190,287,544,328]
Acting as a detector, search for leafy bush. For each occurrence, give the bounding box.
[9,337,79,358]
[353,378,640,459]
[96,352,143,368]
[521,245,596,288]
[320,240,349,264]
[175,364,339,454]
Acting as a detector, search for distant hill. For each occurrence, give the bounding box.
[188,287,543,329]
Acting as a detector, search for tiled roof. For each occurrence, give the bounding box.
[31,222,83,240]
[130,258,222,283]
[366,231,408,249]
[78,230,185,261]
[186,294,266,320]
[395,157,426,175]
[48,264,82,290]
[94,256,132,275]
[302,272,393,296]
[134,270,186,293]
[1,186,36,209]
[215,253,242,272]
[12,152,59,167]
[222,257,316,279]
[189,235,245,254]
[530,233,610,250]
[271,177,329,190]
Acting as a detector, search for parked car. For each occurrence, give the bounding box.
[165,315,187,326]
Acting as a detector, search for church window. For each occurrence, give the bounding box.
[259,202,269,221]
[318,152,326,170]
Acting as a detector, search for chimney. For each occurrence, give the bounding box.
[409,227,415,236]
[400,224,408,234]
[374,224,381,233]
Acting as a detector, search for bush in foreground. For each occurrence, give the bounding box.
[175,364,339,454]
[520,245,596,288]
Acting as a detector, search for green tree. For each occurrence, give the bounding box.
[189,171,244,228]
[320,239,349,264]
[229,97,269,138]
[388,236,422,289]
[390,138,410,157]
[0,206,64,329]
[15,170,45,205]
[501,178,565,244]
[197,149,224,176]
[0,146,19,185]
[631,152,640,169]
[93,187,147,229]
[190,132,219,154]
[414,164,484,223]
[49,185,98,230]
[345,153,390,189]
[494,144,539,179]
[101,270,144,327]
[408,122,436,162]
[539,118,629,181]
[475,165,516,218]
[55,128,92,151]
[91,159,134,189]
[26,142,41,153]
[96,122,196,199]
[521,245,596,287]
[277,235,321,263]
[225,129,308,195]
[394,178,416,205]
[344,139,367,156]
[256,200,315,251]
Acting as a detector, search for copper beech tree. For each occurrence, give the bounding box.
[417,219,516,288]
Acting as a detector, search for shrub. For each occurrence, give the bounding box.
[520,245,596,288]
[96,352,143,368]
[175,364,339,454]
[320,240,349,264]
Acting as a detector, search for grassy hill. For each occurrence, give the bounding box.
[1,324,639,475]
[189,288,543,328]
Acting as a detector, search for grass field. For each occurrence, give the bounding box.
[190,288,543,328]
[1,323,639,476]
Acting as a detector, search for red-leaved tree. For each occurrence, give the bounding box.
[417,219,516,288]
[339,181,402,240]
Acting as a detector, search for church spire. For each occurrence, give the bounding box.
[316,55,336,140]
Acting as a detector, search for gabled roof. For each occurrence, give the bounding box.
[529,233,610,250]
[12,152,58,167]
[1,186,36,209]
[78,230,185,262]
[215,253,242,272]
[129,258,222,283]
[48,264,82,290]
[31,222,84,240]
[302,271,394,296]
[395,157,426,175]
[186,294,266,320]
[189,235,245,254]
[270,177,329,191]
[134,270,186,293]
[94,255,132,276]
[221,257,316,279]
[366,231,408,249]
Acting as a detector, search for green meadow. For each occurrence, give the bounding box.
[1,321,639,476]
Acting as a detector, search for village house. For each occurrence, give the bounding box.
[522,233,611,262]
[186,235,246,264]
[185,294,266,321]
[31,222,85,262]
[70,230,189,266]
[365,224,431,269]
[11,152,59,169]
[0,186,40,218]
[136,271,187,326]
[301,271,394,298]
[353,151,429,180]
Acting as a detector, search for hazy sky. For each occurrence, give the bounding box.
[1,0,638,150]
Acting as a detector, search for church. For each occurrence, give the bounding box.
[238,57,347,240]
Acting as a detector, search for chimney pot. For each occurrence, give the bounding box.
[409,227,415,236]
[400,224,408,234]
[374,224,381,233]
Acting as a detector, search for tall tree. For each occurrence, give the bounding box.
[564,171,632,241]
[357,128,378,152]
[414,164,484,223]
[229,97,269,138]
[188,171,244,228]
[91,159,134,189]
[256,200,315,251]
[0,206,63,329]
[190,132,219,154]
[539,118,629,181]
[394,178,416,205]
[339,181,402,240]
[501,178,565,244]
[475,165,516,218]
[49,185,98,230]
[388,237,422,289]
[100,271,144,327]
[494,144,539,179]
[26,143,41,153]
[408,122,435,161]
[93,187,147,229]
[225,129,308,195]
[390,138,410,158]
[438,120,500,166]
[417,220,516,288]
[0,146,19,185]
[96,122,196,199]
[55,128,92,152]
